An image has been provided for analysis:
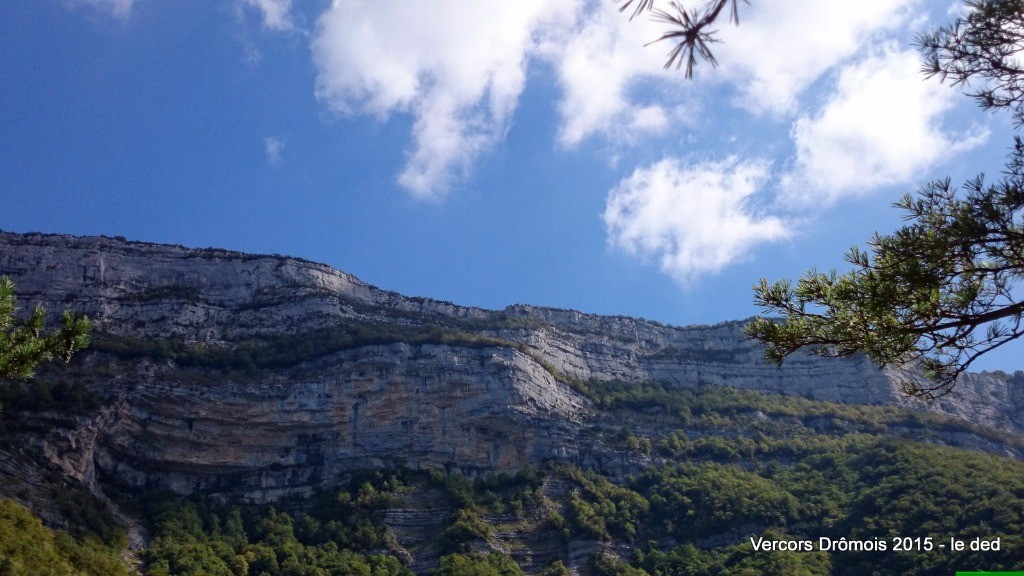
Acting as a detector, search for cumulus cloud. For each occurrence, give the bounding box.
[305,1,947,203]
[301,1,983,283]
[781,44,989,206]
[311,0,579,199]
[552,0,924,144]
[604,157,790,284]
[554,4,681,146]
[717,0,919,115]
[243,0,295,32]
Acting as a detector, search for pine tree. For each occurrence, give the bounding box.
[0,276,90,383]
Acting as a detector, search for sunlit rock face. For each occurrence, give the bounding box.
[2,230,1021,499]
[86,344,591,501]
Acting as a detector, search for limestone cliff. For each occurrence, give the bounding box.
[1,230,1022,502]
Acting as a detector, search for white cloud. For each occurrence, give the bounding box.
[311,0,579,199]
[554,5,681,146]
[264,136,285,165]
[243,0,294,32]
[782,44,989,206]
[552,0,921,144]
[604,157,790,284]
[74,0,135,18]
[305,1,947,202]
[716,0,919,115]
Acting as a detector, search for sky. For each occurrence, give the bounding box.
[1,0,1021,372]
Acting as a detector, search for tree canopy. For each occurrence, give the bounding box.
[744,0,1024,397]
[619,0,1024,395]
[0,276,90,382]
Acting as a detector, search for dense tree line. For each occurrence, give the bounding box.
[0,498,128,576]
[124,434,1024,576]
[7,304,1024,576]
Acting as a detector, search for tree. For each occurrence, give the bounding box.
[745,0,1024,398]
[621,0,1024,394]
[0,276,90,382]
[617,0,748,77]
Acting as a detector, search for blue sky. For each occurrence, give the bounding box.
[2,0,1021,371]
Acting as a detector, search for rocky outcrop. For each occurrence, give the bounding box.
[1,230,1023,500]
[89,344,589,500]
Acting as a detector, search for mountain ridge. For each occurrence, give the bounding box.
[1,228,1024,506]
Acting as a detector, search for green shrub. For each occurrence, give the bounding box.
[432,552,524,576]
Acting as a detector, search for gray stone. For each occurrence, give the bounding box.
[1,230,1022,500]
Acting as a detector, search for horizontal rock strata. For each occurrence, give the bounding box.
[1,230,1022,499]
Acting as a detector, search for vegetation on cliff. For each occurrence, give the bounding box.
[3,276,1024,574]
[34,375,1013,576]
[123,431,1024,575]
[0,498,128,576]
[89,321,529,372]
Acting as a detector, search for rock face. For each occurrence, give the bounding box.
[2,230,1023,499]
[91,345,589,501]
